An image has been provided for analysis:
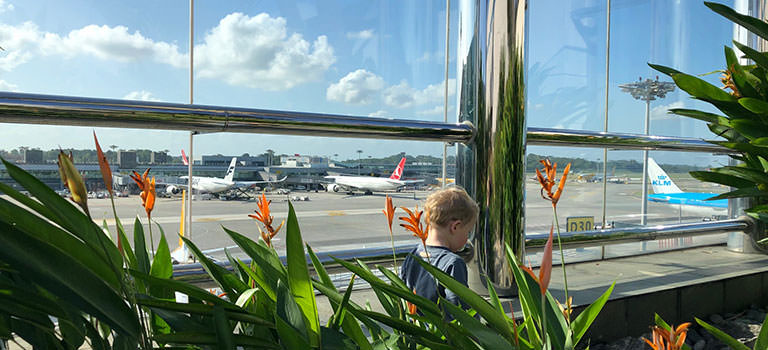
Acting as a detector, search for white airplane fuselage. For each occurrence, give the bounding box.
[326,176,405,192]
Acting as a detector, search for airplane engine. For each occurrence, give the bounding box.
[327,184,341,192]
[166,185,181,195]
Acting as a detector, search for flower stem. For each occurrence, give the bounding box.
[148,213,155,259]
[552,206,571,326]
[388,227,398,273]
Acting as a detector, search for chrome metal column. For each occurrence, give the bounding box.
[457,0,527,295]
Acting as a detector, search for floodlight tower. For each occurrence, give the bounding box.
[619,76,675,225]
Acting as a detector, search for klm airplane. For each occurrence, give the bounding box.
[647,158,727,217]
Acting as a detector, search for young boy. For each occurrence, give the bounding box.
[399,186,479,308]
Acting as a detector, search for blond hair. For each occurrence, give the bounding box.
[425,186,479,227]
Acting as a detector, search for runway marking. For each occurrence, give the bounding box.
[637,270,666,277]
[327,211,347,216]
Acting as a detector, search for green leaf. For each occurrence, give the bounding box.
[115,218,137,269]
[320,326,359,350]
[333,257,442,318]
[731,119,768,140]
[695,317,750,350]
[649,63,682,77]
[330,275,357,330]
[150,227,173,297]
[0,221,140,338]
[689,171,754,188]
[739,97,768,116]
[134,217,151,277]
[285,201,320,346]
[356,309,445,345]
[755,313,768,350]
[0,158,123,273]
[212,305,235,350]
[507,244,568,349]
[670,72,736,103]
[130,269,240,311]
[708,187,768,200]
[235,259,276,302]
[376,265,409,291]
[182,237,248,300]
[311,279,385,342]
[221,226,285,291]
[0,181,57,225]
[307,244,374,350]
[706,2,768,42]
[153,332,281,348]
[725,47,760,98]
[714,166,768,184]
[275,279,310,349]
[137,296,273,327]
[668,108,730,126]
[0,197,120,288]
[441,299,515,348]
[571,282,614,345]
[735,41,768,70]
[412,257,515,341]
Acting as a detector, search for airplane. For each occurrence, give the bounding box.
[646,158,727,217]
[164,153,286,195]
[324,157,423,194]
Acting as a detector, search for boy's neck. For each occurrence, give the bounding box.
[424,228,451,249]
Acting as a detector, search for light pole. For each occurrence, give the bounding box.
[356,150,363,175]
[619,77,675,225]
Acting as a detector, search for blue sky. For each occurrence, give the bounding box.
[0,0,739,165]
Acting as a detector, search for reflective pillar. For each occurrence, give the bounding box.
[457,0,527,295]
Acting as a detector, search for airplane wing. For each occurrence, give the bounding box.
[232,176,287,188]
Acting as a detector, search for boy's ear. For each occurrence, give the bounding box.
[450,220,463,233]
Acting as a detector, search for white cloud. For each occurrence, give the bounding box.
[417,105,453,116]
[195,12,335,90]
[326,69,385,104]
[0,0,14,13]
[0,13,334,91]
[0,21,186,71]
[650,101,685,121]
[347,29,374,40]
[368,110,389,117]
[0,79,18,91]
[384,79,456,108]
[123,90,160,101]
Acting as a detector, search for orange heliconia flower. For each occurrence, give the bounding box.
[129,169,156,218]
[93,132,113,196]
[643,323,691,350]
[407,289,418,315]
[248,192,284,248]
[721,65,741,98]
[535,159,571,206]
[382,195,397,232]
[520,227,554,295]
[399,206,430,245]
[557,296,573,320]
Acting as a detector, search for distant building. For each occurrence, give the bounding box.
[151,151,169,164]
[22,149,43,164]
[202,155,267,166]
[118,151,137,169]
[279,155,328,167]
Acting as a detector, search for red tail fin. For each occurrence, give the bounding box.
[181,149,189,166]
[389,157,406,180]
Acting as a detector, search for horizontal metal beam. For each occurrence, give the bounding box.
[0,92,474,143]
[527,127,735,153]
[525,218,751,252]
[0,92,738,153]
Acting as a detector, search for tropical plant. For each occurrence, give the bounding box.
[0,136,615,349]
[651,2,768,245]
[643,314,691,350]
[695,313,768,350]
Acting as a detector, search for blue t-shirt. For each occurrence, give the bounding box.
[399,244,468,309]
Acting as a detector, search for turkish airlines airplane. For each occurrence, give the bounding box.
[325,157,422,194]
[164,152,285,195]
[646,158,727,217]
